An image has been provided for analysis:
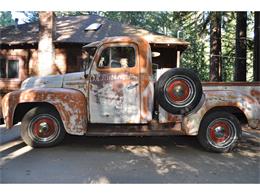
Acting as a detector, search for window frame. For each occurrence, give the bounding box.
[96,43,138,71]
[0,55,23,81]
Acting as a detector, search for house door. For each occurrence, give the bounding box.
[89,44,141,124]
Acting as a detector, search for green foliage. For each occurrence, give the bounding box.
[221,12,236,81]
[0,11,14,27]
[178,12,211,81]
[103,12,167,33]
[55,11,99,16]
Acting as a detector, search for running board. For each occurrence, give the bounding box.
[84,123,185,136]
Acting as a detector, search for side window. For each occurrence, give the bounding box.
[98,47,110,68]
[0,57,19,79]
[97,46,136,68]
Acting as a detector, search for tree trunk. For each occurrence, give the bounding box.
[210,12,222,81]
[234,12,247,81]
[38,11,56,76]
[254,12,260,81]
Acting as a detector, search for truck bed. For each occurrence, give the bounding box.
[202,81,260,86]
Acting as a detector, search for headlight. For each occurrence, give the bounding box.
[21,77,32,89]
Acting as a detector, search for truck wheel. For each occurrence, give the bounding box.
[21,106,65,147]
[156,68,202,114]
[198,111,242,152]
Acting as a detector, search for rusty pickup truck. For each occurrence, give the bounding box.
[1,36,260,152]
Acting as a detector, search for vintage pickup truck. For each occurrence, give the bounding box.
[1,36,260,152]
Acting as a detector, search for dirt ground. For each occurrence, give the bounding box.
[0,125,259,183]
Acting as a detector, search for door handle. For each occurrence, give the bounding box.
[127,83,138,90]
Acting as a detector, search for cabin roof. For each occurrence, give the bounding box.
[0,14,189,48]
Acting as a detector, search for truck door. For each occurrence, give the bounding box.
[89,43,140,123]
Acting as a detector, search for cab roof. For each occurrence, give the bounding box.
[83,36,189,50]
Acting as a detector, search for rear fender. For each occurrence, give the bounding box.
[2,88,87,135]
[182,90,260,135]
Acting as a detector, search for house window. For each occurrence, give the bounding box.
[0,57,19,79]
[97,46,136,69]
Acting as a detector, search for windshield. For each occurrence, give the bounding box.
[82,47,97,72]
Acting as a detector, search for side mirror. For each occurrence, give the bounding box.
[152,52,160,58]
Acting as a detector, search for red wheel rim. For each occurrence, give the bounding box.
[32,118,56,138]
[208,121,232,144]
[29,114,60,143]
[166,79,191,103]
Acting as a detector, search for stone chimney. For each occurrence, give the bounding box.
[38,11,56,76]
[14,18,19,30]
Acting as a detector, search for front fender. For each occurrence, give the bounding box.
[2,88,87,135]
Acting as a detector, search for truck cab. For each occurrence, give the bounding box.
[83,36,154,124]
[2,36,260,152]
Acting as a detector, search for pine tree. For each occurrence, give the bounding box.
[0,11,14,27]
[253,12,260,81]
[234,12,247,81]
[210,12,222,81]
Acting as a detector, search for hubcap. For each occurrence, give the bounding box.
[39,122,49,133]
[29,114,60,143]
[167,80,190,102]
[164,76,195,107]
[207,118,236,148]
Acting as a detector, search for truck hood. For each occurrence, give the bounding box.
[21,72,85,89]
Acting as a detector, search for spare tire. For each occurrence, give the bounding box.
[156,68,202,115]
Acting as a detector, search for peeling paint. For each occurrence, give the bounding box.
[89,72,141,123]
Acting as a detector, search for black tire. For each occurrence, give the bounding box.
[156,68,202,114]
[198,111,242,153]
[21,106,65,147]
